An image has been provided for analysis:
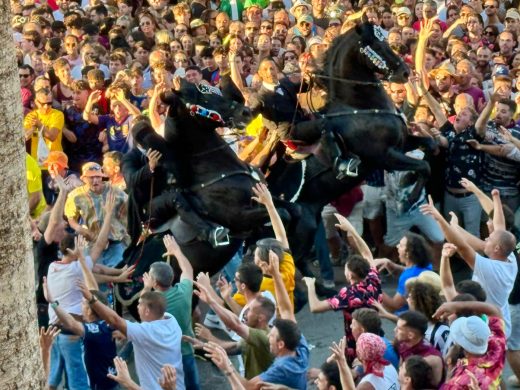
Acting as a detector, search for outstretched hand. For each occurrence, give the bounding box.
[419,195,442,221]
[334,213,355,233]
[441,242,457,258]
[193,281,213,304]
[252,182,274,207]
[327,337,347,364]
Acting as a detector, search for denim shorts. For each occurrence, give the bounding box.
[48,333,89,389]
[508,304,520,350]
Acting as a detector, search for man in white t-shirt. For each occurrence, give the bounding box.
[80,288,185,390]
[421,195,518,337]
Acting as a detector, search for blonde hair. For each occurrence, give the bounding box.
[155,29,173,45]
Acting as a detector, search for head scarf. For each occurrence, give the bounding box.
[356,333,389,378]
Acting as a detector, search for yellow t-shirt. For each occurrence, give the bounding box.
[233,252,296,308]
[26,154,47,219]
[24,108,64,166]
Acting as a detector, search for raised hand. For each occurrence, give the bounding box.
[88,90,102,103]
[419,195,442,221]
[448,211,459,226]
[441,242,458,258]
[459,178,478,193]
[116,265,135,283]
[194,323,212,340]
[163,234,181,256]
[265,250,280,276]
[39,325,60,352]
[327,337,347,364]
[251,182,274,207]
[193,281,213,304]
[334,213,355,233]
[104,190,116,216]
[216,275,232,299]
[203,342,232,372]
[107,357,134,387]
[196,272,212,290]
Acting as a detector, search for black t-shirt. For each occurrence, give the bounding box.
[35,238,59,304]
[83,320,118,389]
[509,251,520,305]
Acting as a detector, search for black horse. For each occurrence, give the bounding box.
[266,22,432,269]
[117,82,279,306]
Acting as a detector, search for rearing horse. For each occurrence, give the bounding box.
[266,22,432,270]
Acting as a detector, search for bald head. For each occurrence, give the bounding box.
[495,229,517,257]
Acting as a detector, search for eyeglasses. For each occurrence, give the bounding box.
[140,20,152,26]
[299,22,311,27]
[398,14,410,19]
[19,74,31,78]
[484,30,496,35]
[175,58,188,63]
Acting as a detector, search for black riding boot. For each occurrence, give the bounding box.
[151,189,230,248]
[321,130,361,180]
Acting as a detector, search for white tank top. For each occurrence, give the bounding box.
[358,364,400,390]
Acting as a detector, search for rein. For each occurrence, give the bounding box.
[188,166,262,191]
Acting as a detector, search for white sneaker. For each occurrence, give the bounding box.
[203,313,227,330]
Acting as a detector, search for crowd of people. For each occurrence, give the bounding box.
[14,0,520,388]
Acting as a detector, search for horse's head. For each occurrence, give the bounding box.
[353,22,410,83]
[161,81,251,131]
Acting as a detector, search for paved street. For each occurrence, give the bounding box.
[197,260,515,389]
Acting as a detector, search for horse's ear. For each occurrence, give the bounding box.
[354,20,363,35]
[360,12,369,24]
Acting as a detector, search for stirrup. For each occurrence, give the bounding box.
[345,159,359,177]
[210,226,230,247]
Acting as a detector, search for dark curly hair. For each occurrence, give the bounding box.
[404,232,433,268]
[407,281,443,320]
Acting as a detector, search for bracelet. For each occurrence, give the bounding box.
[50,301,59,309]
[88,295,98,305]
[225,370,233,376]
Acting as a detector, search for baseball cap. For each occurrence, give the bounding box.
[506,8,520,20]
[298,14,314,24]
[81,162,107,179]
[43,151,69,169]
[396,7,412,16]
[450,316,491,355]
[493,65,510,77]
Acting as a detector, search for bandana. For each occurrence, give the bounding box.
[356,333,389,378]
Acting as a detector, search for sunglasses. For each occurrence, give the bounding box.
[19,74,31,78]
[38,100,53,107]
[140,21,152,26]
[398,14,410,19]
[484,30,496,35]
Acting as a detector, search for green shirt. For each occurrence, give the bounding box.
[161,279,195,356]
[239,327,273,379]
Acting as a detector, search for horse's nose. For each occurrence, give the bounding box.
[402,71,409,79]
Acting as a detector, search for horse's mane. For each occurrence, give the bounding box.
[320,27,359,98]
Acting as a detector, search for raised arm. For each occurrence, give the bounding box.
[268,250,295,322]
[460,177,493,214]
[434,300,502,320]
[78,281,127,335]
[475,94,499,137]
[302,277,332,313]
[252,183,289,248]
[89,190,116,263]
[415,17,436,73]
[114,89,141,117]
[149,83,166,133]
[439,243,458,301]
[334,213,373,261]
[83,90,102,124]
[194,281,251,340]
[491,189,506,231]
[420,196,476,268]
[328,337,356,390]
[163,234,193,281]
[419,83,449,128]
[44,176,68,244]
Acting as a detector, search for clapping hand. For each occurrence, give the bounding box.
[441,242,457,258]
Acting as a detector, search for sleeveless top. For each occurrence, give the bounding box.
[358,364,400,390]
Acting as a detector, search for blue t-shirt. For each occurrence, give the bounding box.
[396,264,432,312]
[83,320,118,389]
[259,335,309,390]
[98,115,133,153]
[383,336,399,369]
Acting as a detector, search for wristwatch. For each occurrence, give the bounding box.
[50,301,59,309]
[88,295,98,305]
